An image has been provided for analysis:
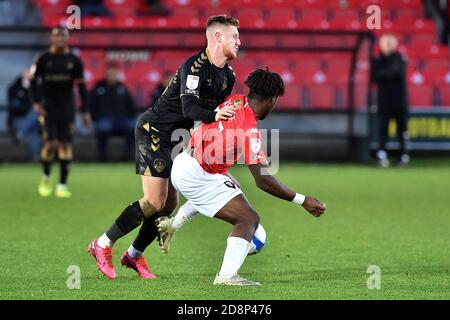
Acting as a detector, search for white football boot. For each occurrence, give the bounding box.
[213,274,261,286]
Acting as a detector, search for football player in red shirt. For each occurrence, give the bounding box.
[157,69,327,286]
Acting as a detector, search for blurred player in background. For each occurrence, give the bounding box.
[157,69,327,285]
[7,68,41,161]
[31,26,91,198]
[371,33,410,167]
[89,15,240,279]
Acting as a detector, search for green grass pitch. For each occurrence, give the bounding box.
[0,160,449,300]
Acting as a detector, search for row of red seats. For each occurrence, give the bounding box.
[79,50,449,109]
[40,9,430,31]
[35,0,428,30]
[163,0,423,10]
[81,49,449,83]
[122,81,449,109]
[34,0,422,11]
[34,0,448,109]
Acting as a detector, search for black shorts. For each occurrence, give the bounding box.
[40,113,74,143]
[135,116,181,178]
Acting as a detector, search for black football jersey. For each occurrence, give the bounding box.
[142,49,236,131]
[33,49,84,114]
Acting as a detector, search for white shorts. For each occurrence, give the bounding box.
[171,151,243,217]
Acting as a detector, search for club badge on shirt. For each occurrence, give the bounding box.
[250,137,262,154]
[186,75,199,90]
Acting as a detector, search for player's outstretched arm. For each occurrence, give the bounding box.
[248,163,326,217]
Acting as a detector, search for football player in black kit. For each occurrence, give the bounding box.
[31,27,91,198]
[89,15,241,279]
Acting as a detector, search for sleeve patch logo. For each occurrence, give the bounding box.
[186,75,199,89]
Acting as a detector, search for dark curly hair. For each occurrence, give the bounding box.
[244,68,285,100]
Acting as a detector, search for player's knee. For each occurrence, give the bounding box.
[249,212,260,231]
[238,210,259,232]
[58,144,73,161]
[40,143,56,161]
[142,194,166,212]
[138,197,160,218]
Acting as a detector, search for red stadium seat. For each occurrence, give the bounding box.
[408,69,430,86]
[263,0,299,9]
[423,68,450,86]
[422,45,450,60]
[41,14,67,27]
[328,17,363,30]
[295,0,333,9]
[104,0,139,15]
[202,9,235,22]
[292,66,324,85]
[408,86,434,107]
[145,16,200,28]
[309,85,337,109]
[161,58,183,73]
[414,19,436,33]
[165,0,205,6]
[278,84,302,110]
[407,33,438,51]
[255,59,290,73]
[263,17,299,29]
[269,8,297,20]
[34,0,71,8]
[114,15,146,28]
[297,17,330,30]
[325,68,350,85]
[235,8,265,29]
[294,58,322,73]
[394,7,422,21]
[81,17,114,28]
[300,8,329,21]
[171,6,200,19]
[236,0,263,9]
[331,8,360,21]
[229,59,258,79]
[423,58,450,76]
[359,0,421,9]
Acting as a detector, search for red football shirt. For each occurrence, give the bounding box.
[190,94,268,174]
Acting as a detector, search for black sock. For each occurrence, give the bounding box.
[106,201,145,243]
[60,160,70,184]
[42,161,52,177]
[132,213,161,252]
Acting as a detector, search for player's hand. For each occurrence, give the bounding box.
[215,106,235,122]
[302,196,326,217]
[82,112,91,128]
[33,103,46,116]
